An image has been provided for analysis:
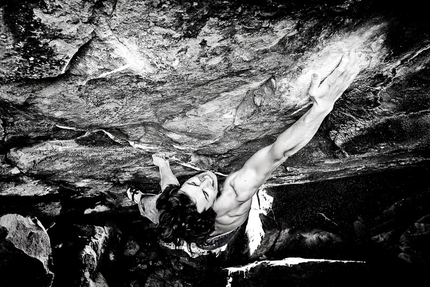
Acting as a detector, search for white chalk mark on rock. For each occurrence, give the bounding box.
[95,64,130,79]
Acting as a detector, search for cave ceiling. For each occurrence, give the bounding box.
[0,0,429,206]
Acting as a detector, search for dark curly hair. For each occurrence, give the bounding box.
[156,184,217,246]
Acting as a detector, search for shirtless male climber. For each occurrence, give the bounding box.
[127,50,364,254]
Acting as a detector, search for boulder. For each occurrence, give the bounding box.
[0,214,54,287]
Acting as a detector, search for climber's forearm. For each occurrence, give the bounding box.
[269,104,331,161]
[157,162,180,191]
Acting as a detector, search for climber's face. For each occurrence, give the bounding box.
[179,171,218,213]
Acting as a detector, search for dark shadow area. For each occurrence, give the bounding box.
[263,163,430,286]
[18,163,426,287]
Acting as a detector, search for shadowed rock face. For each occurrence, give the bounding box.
[0,0,430,286]
[0,214,54,287]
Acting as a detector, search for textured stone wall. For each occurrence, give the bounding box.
[1,0,430,286]
[1,0,429,195]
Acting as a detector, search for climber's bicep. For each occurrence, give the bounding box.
[230,144,283,200]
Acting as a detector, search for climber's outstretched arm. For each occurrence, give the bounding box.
[152,155,180,191]
[230,51,364,201]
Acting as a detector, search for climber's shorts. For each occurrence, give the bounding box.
[198,226,241,251]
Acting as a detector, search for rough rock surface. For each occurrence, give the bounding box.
[50,223,114,287]
[1,0,430,286]
[0,214,54,287]
[1,0,429,191]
